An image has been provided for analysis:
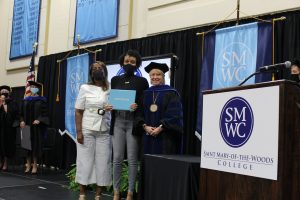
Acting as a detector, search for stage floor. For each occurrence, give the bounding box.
[0,166,114,200]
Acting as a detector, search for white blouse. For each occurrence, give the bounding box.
[75,84,110,132]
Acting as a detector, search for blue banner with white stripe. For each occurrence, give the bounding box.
[65,53,89,140]
[196,22,272,133]
[74,0,119,45]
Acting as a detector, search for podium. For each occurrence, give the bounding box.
[199,80,300,200]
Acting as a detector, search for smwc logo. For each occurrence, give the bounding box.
[219,97,254,148]
[214,42,255,88]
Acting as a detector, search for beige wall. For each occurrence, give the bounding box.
[0,0,131,87]
[0,0,299,87]
[133,0,300,36]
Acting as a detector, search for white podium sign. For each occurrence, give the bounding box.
[201,85,279,180]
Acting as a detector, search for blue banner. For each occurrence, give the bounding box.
[213,23,258,89]
[196,22,272,132]
[10,0,41,59]
[74,0,119,44]
[65,53,89,140]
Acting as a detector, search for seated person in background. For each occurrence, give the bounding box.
[138,62,184,154]
[0,85,19,171]
[290,59,300,83]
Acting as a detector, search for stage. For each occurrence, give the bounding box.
[0,155,201,200]
[0,167,113,200]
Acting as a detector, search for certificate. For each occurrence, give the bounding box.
[21,125,31,150]
[109,89,136,111]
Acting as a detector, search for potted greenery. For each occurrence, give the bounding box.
[66,161,139,198]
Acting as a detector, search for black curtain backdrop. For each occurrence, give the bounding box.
[34,10,300,169]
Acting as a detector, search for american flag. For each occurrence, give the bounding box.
[24,50,36,96]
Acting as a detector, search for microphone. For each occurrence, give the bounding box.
[259,61,291,72]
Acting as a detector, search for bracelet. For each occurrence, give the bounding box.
[159,124,163,129]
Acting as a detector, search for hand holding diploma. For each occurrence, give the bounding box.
[104,103,137,111]
[104,104,113,111]
[130,103,138,111]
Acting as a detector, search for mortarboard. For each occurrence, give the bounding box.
[28,81,42,88]
[144,62,169,73]
[28,81,44,96]
[0,85,12,93]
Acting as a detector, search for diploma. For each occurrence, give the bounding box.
[109,89,136,111]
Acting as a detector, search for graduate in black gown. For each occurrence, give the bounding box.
[20,81,49,174]
[139,62,183,154]
[0,85,19,171]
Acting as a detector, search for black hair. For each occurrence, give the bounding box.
[119,49,142,68]
[291,59,300,68]
[89,61,109,91]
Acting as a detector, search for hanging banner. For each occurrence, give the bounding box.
[196,22,273,133]
[74,0,119,45]
[10,0,41,59]
[213,23,258,88]
[65,53,89,140]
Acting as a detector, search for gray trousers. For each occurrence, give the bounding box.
[112,116,138,192]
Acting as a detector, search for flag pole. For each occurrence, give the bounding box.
[32,42,38,82]
[24,42,38,97]
[236,0,240,25]
[77,34,80,55]
[33,42,38,53]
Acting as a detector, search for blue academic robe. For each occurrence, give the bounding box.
[141,85,183,154]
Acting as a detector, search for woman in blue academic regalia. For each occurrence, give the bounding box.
[20,81,49,174]
[139,62,184,154]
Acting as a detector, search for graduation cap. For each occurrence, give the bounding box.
[0,85,12,93]
[28,81,42,88]
[144,62,169,73]
[28,81,44,96]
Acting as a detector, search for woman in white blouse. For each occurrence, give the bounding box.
[75,61,113,200]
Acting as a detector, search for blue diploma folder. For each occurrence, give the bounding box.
[109,89,136,111]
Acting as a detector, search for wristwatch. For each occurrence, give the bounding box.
[159,124,164,129]
[98,109,105,115]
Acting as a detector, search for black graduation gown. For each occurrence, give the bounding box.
[139,85,184,154]
[20,96,49,158]
[0,99,19,158]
